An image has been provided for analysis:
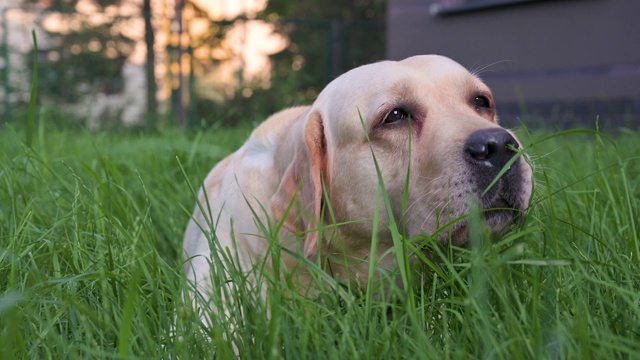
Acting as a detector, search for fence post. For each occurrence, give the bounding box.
[1,7,16,124]
[142,0,157,127]
[330,20,344,80]
[174,0,185,127]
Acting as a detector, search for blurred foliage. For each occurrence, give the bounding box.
[16,0,386,128]
[193,0,387,127]
[28,0,135,103]
[263,0,386,85]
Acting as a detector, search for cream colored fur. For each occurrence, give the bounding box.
[183,55,533,314]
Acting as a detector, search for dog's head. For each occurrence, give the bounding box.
[273,55,533,265]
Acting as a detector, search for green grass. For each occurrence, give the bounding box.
[1,118,639,359]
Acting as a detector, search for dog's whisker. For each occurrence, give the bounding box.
[470,59,511,77]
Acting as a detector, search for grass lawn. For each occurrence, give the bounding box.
[1,119,639,359]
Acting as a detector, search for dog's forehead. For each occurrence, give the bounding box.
[315,55,490,143]
[394,55,491,100]
[320,55,480,102]
[354,55,473,85]
[398,54,469,74]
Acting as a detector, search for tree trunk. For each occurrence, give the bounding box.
[143,0,157,124]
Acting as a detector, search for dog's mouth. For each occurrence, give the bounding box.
[438,180,525,246]
[439,209,520,247]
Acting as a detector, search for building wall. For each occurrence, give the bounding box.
[387,0,640,127]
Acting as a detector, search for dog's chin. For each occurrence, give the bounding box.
[438,223,470,247]
[437,201,523,247]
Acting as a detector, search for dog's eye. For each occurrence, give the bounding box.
[474,95,491,109]
[383,108,410,124]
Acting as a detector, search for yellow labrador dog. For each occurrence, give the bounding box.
[183,55,533,307]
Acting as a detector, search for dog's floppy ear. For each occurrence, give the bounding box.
[271,110,327,258]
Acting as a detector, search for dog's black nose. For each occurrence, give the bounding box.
[464,128,519,170]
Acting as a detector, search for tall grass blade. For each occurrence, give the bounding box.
[117,266,142,356]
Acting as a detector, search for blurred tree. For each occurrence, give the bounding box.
[266,0,386,80]
[143,0,157,122]
[209,0,387,122]
[29,0,136,104]
[167,0,233,127]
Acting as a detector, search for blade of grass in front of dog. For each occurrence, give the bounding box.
[0,291,24,357]
[117,265,141,356]
[364,185,382,324]
[175,155,221,247]
[279,247,351,298]
[481,146,526,197]
[357,110,414,308]
[26,30,39,148]
[401,119,412,221]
